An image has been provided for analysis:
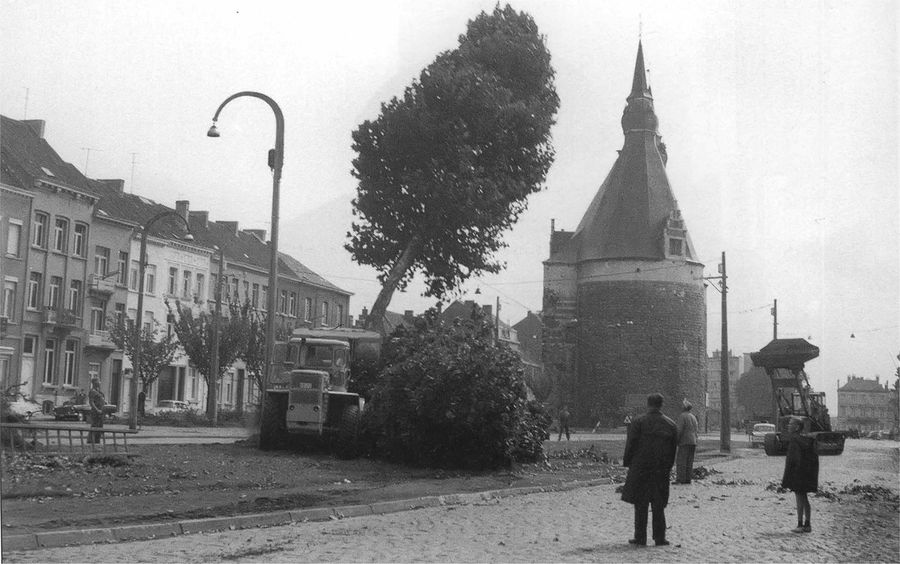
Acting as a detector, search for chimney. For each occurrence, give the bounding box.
[97,179,125,194]
[876,375,879,384]
[216,221,239,236]
[551,218,555,232]
[244,229,267,242]
[483,305,492,318]
[189,211,209,228]
[24,119,45,138]
[404,310,414,319]
[175,200,189,223]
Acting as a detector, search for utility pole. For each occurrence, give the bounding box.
[209,247,225,426]
[704,252,730,452]
[495,295,500,345]
[772,299,778,339]
[719,252,730,452]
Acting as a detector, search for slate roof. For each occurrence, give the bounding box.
[838,378,890,393]
[549,42,697,264]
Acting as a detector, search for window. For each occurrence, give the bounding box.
[91,302,106,332]
[243,281,250,304]
[129,260,140,291]
[63,340,77,386]
[289,292,297,317]
[67,280,82,314]
[144,265,156,294]
[320,301,329,325]
[142,311,153,333]
[231,279,239,303]
[195,274,205,301]
[117,251,129,285]
[252,284,259,308]
[668,238,683,257]
[54,218,69,253]
[168,267,178,295]
[210,274,218,299]
[261,286,268,311]
[43,339,56,384]
[32,212,48,247]
[183,271,192,298]
[114,303,126,328]
[27,272,42,309]
[94,246,110,276]
[2,280,16,320]
[6,221,22,257]
[280,290,288,314]
[48,276,62,309]
[23,335,36,355]
[304,298,312,321]
[73,223,88,257]
[337,304,344,326]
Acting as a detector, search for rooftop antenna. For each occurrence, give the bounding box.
[23,87,29,120]
[80,147,101,177]
[130,152,139,193]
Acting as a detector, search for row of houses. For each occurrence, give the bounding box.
[0,115,351,415]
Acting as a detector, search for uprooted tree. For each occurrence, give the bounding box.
[107,317,180,397]
[347,4,559,333]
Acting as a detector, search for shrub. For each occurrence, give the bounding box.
[363,307,550,470]
[511,400,551,462]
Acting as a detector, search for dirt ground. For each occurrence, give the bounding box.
[1,435,666,535]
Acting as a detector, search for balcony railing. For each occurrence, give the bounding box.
[86,329,116,350]
[42,308,79,328]
[88,274,117,295]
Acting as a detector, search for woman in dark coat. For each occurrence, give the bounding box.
[781,417,819,533]
[621,393,678,546]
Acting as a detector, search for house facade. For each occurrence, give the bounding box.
[836,375,894,433]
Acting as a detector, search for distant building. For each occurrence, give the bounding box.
[836,375,893,432]
[705,350,744,429]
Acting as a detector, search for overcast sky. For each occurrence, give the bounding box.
[2,0,897,406]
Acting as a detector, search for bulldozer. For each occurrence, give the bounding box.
[750,338,845,456]
[259,327,381,457]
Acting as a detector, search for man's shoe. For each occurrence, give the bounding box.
[628,539,646,546]
[802,525,811,533]
[655,540,671,546]
[791,526,805,533]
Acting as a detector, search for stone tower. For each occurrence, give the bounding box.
[542,42,706,425]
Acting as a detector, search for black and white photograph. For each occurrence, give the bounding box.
[1,1,897,562]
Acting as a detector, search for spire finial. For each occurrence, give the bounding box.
[628,40,651,101]
[639,14,643,41]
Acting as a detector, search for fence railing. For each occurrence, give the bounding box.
[0,423,137,456]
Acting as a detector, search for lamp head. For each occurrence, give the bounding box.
[183,233,195,242]
[206,123,220,138]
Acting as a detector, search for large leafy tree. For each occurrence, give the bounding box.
[167,300,251,424]
[107,318,180,396]
[347,4,559,333]
[736,367,774,421]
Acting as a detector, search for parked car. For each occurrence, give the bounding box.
[146,400,190,415]
[53,403,118,422]
[749,423,776,448]
[867,430,883,440]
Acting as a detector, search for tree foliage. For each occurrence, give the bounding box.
[362,307,550,469]
[107,317,180,393]
[736,367,773,420]
[348,4,559,332]
[166,300,252,421]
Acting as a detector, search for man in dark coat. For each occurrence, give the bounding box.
[87,378,106,444]
[621,393,678,546]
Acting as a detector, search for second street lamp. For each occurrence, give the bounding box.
[130,210,192,430]
[207,91,284,426]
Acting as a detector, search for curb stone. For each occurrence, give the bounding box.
[2,478,611,552]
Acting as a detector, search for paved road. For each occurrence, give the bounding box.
[6,439,897,563]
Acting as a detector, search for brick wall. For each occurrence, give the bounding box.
[556,280,706,426]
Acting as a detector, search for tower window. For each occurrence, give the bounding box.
[668,238,683,257]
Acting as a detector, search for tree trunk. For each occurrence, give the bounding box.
[206,374,217,424]
[365,235,423,335]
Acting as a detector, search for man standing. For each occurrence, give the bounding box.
[675,399,700,484]
[87,377,106,444]
[621,393,678,546]
[557,404,571,441]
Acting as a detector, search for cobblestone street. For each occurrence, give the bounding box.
[6,439,897,563]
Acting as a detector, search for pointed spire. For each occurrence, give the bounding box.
[629,41,652,101]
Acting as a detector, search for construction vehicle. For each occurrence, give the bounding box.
[259,327,381,456]
[750,338,845,456]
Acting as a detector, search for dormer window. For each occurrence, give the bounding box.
[663,209,687,259]
[668,238,683,256]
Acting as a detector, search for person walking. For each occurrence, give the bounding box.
[557,404,571,441]
[621,393,678,546]
[675,399,699,484]
[782,416,819,533]
[87,377,106,444]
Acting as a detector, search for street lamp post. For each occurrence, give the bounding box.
[207,92,284,424]
[129,211,192,430]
